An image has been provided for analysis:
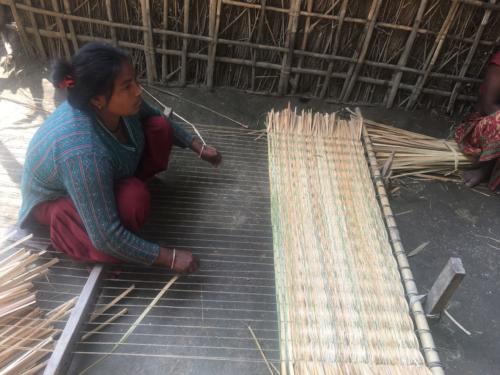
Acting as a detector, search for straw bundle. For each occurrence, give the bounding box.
[267,107,432,374]
[0,240,75,374]
[364,119,474,179]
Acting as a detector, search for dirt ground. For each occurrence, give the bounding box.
[1,42,500,374]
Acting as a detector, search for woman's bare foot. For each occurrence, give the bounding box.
[463,162,494,187]
[191,138,222,167]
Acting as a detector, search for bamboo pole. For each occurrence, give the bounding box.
[140,0,157,83]
[250,0,267,92]
[361,113,444,375]
[447,0,496,113]
[290,0,314,95]
[81,308,128,341]
[16,17,483,86]
[61,0,78,53]
[406,1,460,109]
[278,0,301,95]
[220,0,498,46]
[386,0,428,108]
[49,0,70,59]
[105,0,117,47]
[206,0,222,90]
[180,0,190,85]
[340,0,383,102]
[5,0,498,49]
[320,0,348,99]
[5,21,488,104]
[161,0,169,81]
[24,0,47,59]
[6,0,33,56]
[89,284,135,322]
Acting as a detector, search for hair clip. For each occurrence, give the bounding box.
[58,76,76,89]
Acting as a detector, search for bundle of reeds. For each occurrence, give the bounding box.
[0,236,74,374]
[364,118,475,180]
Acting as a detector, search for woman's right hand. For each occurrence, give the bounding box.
[155,247,199,274]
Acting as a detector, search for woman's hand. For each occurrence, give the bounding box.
[155,247,199,274]
[191,138,222,167]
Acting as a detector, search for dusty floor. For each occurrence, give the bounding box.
[1,53,500,374]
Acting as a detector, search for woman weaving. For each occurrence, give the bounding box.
[18,42,221,273]
[455,51,500,190]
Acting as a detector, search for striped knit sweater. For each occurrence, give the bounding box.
[18,100,194,265]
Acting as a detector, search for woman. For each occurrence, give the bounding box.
[455,51,500,191]
[18,42,221,273]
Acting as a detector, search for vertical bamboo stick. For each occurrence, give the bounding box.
[386,0,428,109]
[7,0,33,56]
[24,0,47,59]
[140,0,157,83]
[105,0,117,47]
[206,0,222,90]
[406,1,460,110]
[180,0,190,85]
[62,0,78,53]
[320,0,348,99]
[161,0,169,81]
[340,0,383,102]
[290,0,313,95]
[50,0,71,59]
[447,0,496,113]
[250,0,267,92]
[278,0,301,95]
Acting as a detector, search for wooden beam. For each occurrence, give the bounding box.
[50,0,71,59]
[278,0,301,95]
[447,0,496,113]
[320,0,348,99]
[7,0,33,56]
[424,257,466,316]
[105,0,117,46]
[24,0,47,59]
[62,0,78,53]
[340,0,383,102]
[140,0,157,83]
[206,0,222,90]
[406,1,460,109]
[386,0,428,108]
[43,265,105,375]
[180,0,190,85]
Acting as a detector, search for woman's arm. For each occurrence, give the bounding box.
[59,153,198,271]
[138,99,195,148]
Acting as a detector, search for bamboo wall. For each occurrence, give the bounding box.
[2,0,500,114]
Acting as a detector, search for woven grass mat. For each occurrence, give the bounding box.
[266,108,431,375]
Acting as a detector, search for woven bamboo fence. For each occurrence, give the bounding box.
[2,0,499,113]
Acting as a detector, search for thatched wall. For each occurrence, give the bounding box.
[2,0,499,114]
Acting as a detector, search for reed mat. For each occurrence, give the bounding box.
[266,107,432,375]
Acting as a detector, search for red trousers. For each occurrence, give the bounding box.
[32,116,174,263]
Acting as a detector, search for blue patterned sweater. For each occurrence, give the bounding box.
[18,100,194,265]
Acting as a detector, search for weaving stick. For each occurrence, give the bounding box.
[78,275,179,374]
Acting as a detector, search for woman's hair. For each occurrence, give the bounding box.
[50,42,131,111]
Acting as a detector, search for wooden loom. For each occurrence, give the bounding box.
[0,110,445,373]
[266,107,443,374]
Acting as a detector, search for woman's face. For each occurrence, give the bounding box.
[93,62,142,117]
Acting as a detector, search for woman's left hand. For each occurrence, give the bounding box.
[191,138,222,167]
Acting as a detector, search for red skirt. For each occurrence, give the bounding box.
[455,111,500,190]
[32,116,174,263]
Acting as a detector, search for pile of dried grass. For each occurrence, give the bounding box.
[364,118,474,180]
